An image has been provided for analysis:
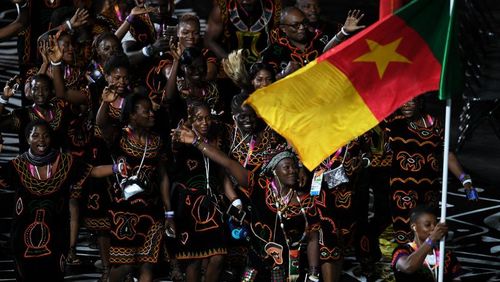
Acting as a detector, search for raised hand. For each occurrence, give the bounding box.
[47,34,63,63]
[171,124,196,144]
[3,76,20,100]
[102,85,118,103]
[38,40,50,65]
[429,222,448,242]
[169,41,182,61]
[342,10,366,34]
[130,5,157,16]
[69,8,89,29]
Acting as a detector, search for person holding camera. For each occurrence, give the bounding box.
[96,92,173,282]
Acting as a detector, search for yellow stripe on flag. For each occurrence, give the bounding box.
[246,60,379,170]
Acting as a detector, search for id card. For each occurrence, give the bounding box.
[310,170,324,196]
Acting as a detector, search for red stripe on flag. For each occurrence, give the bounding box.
[319,16,441,121]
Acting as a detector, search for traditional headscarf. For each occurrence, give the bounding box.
[261,149,297,176]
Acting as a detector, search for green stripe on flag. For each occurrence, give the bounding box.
[395,0,449,63]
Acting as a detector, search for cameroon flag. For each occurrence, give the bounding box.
[246,0,459,170]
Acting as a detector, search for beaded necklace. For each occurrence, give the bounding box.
[32,104,54,122]
[270,180,308,248]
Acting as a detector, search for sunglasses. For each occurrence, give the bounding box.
[281,19,310,30]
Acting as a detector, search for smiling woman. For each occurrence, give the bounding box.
[95,92,172,281]
[173,125,321,281]
[0,120,113,281]
[391,206,463,282]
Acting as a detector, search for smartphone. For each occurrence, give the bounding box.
[226,204,246,224]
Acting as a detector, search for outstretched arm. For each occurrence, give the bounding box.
[115,5,156,40]
[172,125,250,187]
[47,34,87,105]
[0,1,29,40]
[448,151,478,201]
[323,10,365,52]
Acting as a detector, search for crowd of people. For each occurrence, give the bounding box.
[0,0,477,281]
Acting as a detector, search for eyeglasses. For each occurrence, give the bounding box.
[281,20,310,30]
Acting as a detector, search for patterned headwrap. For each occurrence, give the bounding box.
[261,149,298,176]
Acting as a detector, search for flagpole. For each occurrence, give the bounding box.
[438,0,454,280]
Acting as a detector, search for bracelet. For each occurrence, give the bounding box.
[142,45,153,57]
[164,211,175,218]
[462,178,472,186]
[20,2,28,8]
[50,60,62,66]
[192,135,201,147]
[126,15,134,24]
[362,157,371,168]
[341,27,350,36]
[66,20,73,31]
[424,237,435,248]
[231,199,242,207]
[458,172,466,182]
[112,164,119,174]
[307,274,320,282]
[0,96,9,105]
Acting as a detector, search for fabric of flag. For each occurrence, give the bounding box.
[246,0,456,170]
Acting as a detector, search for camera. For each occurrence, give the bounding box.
[120,175,145,200]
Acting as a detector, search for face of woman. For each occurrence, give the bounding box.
[131,99,155,128]
[400,98,421,119]
[413,212,437,242]
[58,34,75,64]
[105,67,129,95]
[27,125,52,156]
[178,21,200,49]
[97,38,121,63]
[30,78,51,106]
[191,106,212,137]
[235,105,257,134]
[252,69,273,90]
[182,57,206,84]
[274,158,298,187]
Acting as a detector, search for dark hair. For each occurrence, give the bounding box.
[179,14,200,30]
[50,6,76,28]
[92,32,123,61]
[409,205,437,224]
[25,120,53,141]
[103,53,130,75]
[230,93,250,115]
[30,74,54,92]
[179,46,203,66]
[249,62,276,82]
[280,6,305,24]
[121,92,151,124]
[187,100,210,122]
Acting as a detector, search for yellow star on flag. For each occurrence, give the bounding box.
[354,38,412,78]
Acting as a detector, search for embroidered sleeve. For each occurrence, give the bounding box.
[391,245,412,268]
